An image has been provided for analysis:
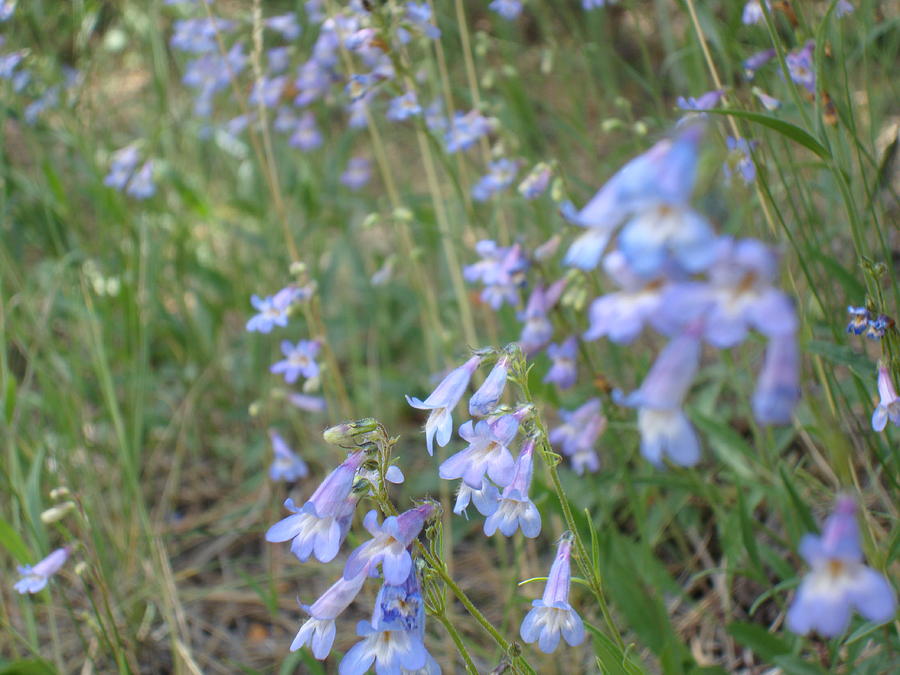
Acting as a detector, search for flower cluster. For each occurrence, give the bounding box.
[104,144,157,199]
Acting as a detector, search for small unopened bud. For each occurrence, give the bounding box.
[361,213,379,229]
[75,561,88,576]
[248,401,262,417]
[289,261,307,276]
[550,178,565,202]
[41,501,76,524]
[323,418,379,445]
[50,487,71,500]
[633,120,648,136]
[601,118,623,133]
[393,206,413,222]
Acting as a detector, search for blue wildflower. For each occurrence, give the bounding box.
[291,570,369,658]
[741,1,769,25]
[787,496,896,637]
[14,547,71,594]
[463,240,529,310]
[518,162,552,199]
[125,160,156,199]
[676,89,724,112]
[544,337,578,389]
[386,91,422,121]
[267,47,291,74]
[787,41,816,94]
[289,111,323,151]
[104,144,141,191]
[340,157,372,190]
[518,279,566,354]
[846,306,869,334]
[723,136,757,185]
[170,17,235,54]
[445,109,494,153]
[752,334,800,425]
[752,87,781,110]
[268,430,309,482]
[549,399,604,475]
[484,438,541,538]
[439,413,521,489]
[0,0,16,21]
[249,75,287,108]
[293,60,334,107]
[743,48,775,79]
[872,362,900,432]
[866,315,892,340]
[836,1,854,18]
[246,286,306,333]
[520,534,585,653]
[469,355,510,417]
[471,158,519,201]
[265,13,301,41]
[454,479,500,518]
[270,339,321,384]
[490,0,523,20]
[405,2,441,39]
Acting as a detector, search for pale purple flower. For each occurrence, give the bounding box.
[406,355,481,455]
[518,162,552,199]
[386,91,422,121]
[544,337,578,389]
[293,60,333,107]
[170,17,235,54]
[583,251,670,344]
[484,439,541,538]
[340,571,436,675]
[723,137,757,185]
[14,547,70,594]
[269,430,309,481]
[405,2,441,40]
[0,1,16,21]
[104,144,141,190]
[126,160,156,199]
[742,1,769,25]
[836,1,854,17]
[464,240,529,310]
[549,399,604,475]
[265,451,365,563]
[246,286,305,333]
[471,159,518,201]
[469,356,510,417]
[24,85,60,125]
[659,237,797,347]
[753,88,781,110]
[439,415,519,488]
[341,156,371,190]
[445,110,493,153]
[249,75,286,108]
[266,13,301,40]
[787,496,896,637]
[583,0,610,9]
[292,568,369,658]
[787,41,816,94]
[564,123,715,274]
[518,279,567,354]
[267,47,291,74]
[617,333,701,467]
[743,48,775,79]
[424,98,447,132]
[306,0,325,24]
[183,43,247,116]
[288,111,322,151]
[872,362,900,432]
[520,535,585,653]
[288,392,327,412]
[490,0,522,20]
[454,479,500,517]
[270,339,321,383]
[753,334,800,425]
[343,503,436,584]
[676,89,724,112]
[0,50,24,80]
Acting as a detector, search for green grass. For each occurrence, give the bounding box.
[1,0,898,673]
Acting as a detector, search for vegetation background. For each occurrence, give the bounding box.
[1,0,898,673]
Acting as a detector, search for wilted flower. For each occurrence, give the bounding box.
[845,306,869,335]
[520,534,585,653]
[871,362,900,432]
[752,334,800,425]
[386,91,422,121]
[439,414,520,489]
[549,399,605,475]
[463,240,529,310]
[271,339,321,383]
[786,496,896,637]
[544,337,578,389]
[616,333,701,467]
[469,356,510,417]
[14,547,71,594]
[343,503,436,584]
[269,430,309,481]
[484,439,541,538]
[341,156,372,190]
[265,451,365,563]
[406,355,481,455]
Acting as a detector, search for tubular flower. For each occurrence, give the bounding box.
[871,362,900,432]
[292,568,369,658]
[406,355,481,455]
[439,414,520,489]
[469,356,510,417]
[268,430,309,481]
[544,337,578,389]
[484,439,541,538]
[265,451,365,563]
[518,279,567,355]
[14,547,71,594]
[752,334,800,426]
[787,496,896,637]
[464,240,529,310]
[453,479,500,518]
[520,534,585,653]
[548,399,605,475]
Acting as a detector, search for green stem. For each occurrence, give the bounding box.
[433,612,479,675]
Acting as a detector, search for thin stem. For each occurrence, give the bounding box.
[433,612,479,675]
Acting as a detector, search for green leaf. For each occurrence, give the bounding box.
[773,655,828,675]
[584,621,648,675]
[0,659,57,675]
[779,466,818,533]
[691,411,756,480]
[726,621,791,662]
[0,515,30,563]
[805,340,872,378]
[701,109,831,160]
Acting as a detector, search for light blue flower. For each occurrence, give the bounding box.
[787,41,816,94]
[268,430,309,481]
[469,356,510,417]
[439,414,520,489]
[445,110,494,153]
[405,2,441,39]
[741,1,769,25]
[484,439,541,538]
[743,48,775,79]
[454,479,500,518]
[14,547,71,594]
[548,399,605,475]
[752,334,799,425]
[407,355,481,455]
[289,111,323,151]
[723,136,757,185]
[787,496,896,637]
[463,240,529,310]
[518,162,552,199]
[246,286,306,333]
[518,279,566,354]
[104,144,141,191]
[490,0,522,20]
[291,570,368,659]
[265,13,301,41]
[471,159,519,201]
[386,91,422,121]
[871,362,900,432]
[520,534,585,653]
[340,157,372,190]
[270,339,321,383]
[126,160,156,200]
[544,337,578,389]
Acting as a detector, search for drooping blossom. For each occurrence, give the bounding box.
[471,159,519,201]
[787,41,816,94]
[871,362,900,432]
[786,496,896,637]
[14,547,71,594]
[564,123,716,276]
[752,334,800,425]
[463,240,529,310]
[520,534,585,653]
[292,565,370,658]
[616,332,702,467]
[518,279,566,354]
[439,414,520,489]
[270,339,321,383]
[659,237,797,347]
[340,570,438,675]
[469,356,510,417]
[343,503,436,584]
[406,355,481,455]
[454,479,500,518]
[484,439,541,538]
[582,250,670,345]
[269,430,309,481]
[265,451,365,563]
[723,137,757,185]
[549,399,604,475]
[518,162,552,199]
[544,337,578,389]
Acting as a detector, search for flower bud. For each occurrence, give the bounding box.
[50,487,71,500]
[323,418,379,445]
[41,501,76,524]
